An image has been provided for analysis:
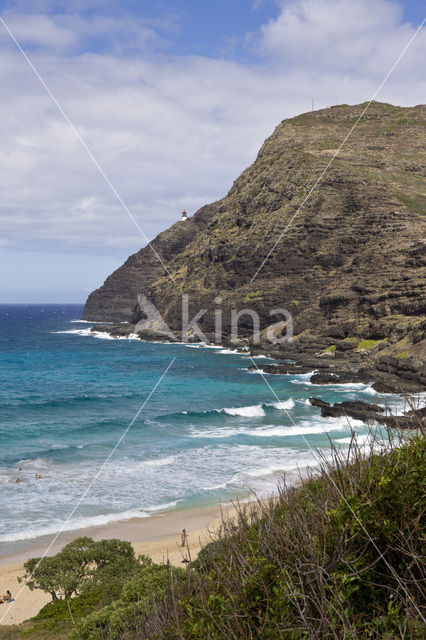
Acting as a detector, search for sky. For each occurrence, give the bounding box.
[0,0,424,303]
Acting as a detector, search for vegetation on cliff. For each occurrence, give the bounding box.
[4,427,425,640]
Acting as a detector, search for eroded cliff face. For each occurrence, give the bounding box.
[83,203,219,322]
[83,102,426,362]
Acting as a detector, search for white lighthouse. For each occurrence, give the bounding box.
[181,210,188,221]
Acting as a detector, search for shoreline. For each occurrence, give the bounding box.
[84,322,426,396]
[0,501,237,566]
[0,501,239,626]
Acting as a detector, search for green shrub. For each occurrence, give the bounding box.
[19,538,138,601]
[244,290,263,302]
[357,339,379,350]
[129,433,426,639]
[70,563,186,640]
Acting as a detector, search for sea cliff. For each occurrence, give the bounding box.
[84,102,426,393]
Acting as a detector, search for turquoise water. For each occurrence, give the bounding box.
[0,304,398,557]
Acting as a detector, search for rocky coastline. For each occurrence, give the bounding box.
[89,321,425,427]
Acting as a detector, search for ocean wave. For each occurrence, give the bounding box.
[165,399,297,422]
[223,405,265,417]
[181,342,222,349]
[0,508,151,543]
[361,385,377,395]
[270,399,295,411]
[293,371,316,378]
[291,379,370,390]
[53,329,140,341]
[144,500,179,512]
[246,368,269,375]
[16,457,53,470]
[245,456,318,479]
[141,457,175,468]
[189,416,358,440]
[216,348,240,355]
[1,386,155,412]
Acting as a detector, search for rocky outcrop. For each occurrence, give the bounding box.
[84,102,426,385]
[309,397,425,428]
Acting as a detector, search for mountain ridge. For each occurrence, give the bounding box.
[83,101,426,380]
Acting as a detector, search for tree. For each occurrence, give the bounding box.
[19,537,138,601]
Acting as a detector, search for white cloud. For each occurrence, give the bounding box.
[0,0,424,258]
[0,13,77,50]
[258,0,424,77]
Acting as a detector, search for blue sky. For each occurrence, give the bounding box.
[0,0,424,302]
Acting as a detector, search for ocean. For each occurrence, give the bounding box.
[0,304,401,557]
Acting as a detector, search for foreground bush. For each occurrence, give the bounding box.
[69,562,186,640]
[107,431,425,639]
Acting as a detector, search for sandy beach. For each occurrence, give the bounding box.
[0,502,238,626]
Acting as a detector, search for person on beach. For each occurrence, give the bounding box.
[0,591,12,602]
[15,478,22,483]
[35,474,42,479]
[181,529,187,547]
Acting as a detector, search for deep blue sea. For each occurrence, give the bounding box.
[0,304,403,557]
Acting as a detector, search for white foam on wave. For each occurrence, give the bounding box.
[181,342,221,349]
[331,382,370,390]
[216,348,240,355]
[54,328,93,336]
[54,329,140,341]
[223,404,265,417]
[0,508,151,543]
[291,379,370,391]
[17,457,52,470]
[293,371,316,378]
[361,385,377,395]
[144,500,179,512]
[141,457,175,468]
[189,415,358,440]
[245,452,322,479]
[271,399,295,411]
[246,368,269,375]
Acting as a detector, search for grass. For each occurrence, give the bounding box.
[397,194,426,215]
